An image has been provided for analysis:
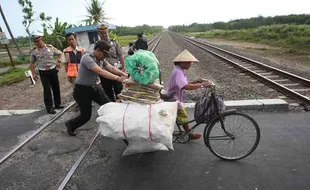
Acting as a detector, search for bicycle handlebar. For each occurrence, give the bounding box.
[201,78,215,87]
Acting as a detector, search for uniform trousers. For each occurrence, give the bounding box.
[39,68,61,111]
[67,84,110,131]
[100,77,123,102]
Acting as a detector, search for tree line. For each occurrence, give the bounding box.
[3,0,163,52]
[168,14,310,32]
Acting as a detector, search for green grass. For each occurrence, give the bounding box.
[187,24,310,54]
[117,34,154,46]
[117,35,137,46]
[0,56,30,68]
[0,67,28,87]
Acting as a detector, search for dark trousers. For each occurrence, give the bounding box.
[100,77,123,102]
[67,84,110,131]
[39,68,61,111]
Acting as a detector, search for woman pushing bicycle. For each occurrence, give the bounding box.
[165,49,212,140]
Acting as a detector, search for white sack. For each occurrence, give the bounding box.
[122,138,168,156]
[96,102,177,150]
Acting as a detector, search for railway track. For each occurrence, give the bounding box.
[173,32,310,110]
[57,34,162,190]
[0,35,162,190]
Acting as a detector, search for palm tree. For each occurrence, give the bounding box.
[83,0,109,25]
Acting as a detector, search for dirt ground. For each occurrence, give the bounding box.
[0,66,73,110]
[1,38,310,110]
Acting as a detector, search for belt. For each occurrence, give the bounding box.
[75,83,97,89]
[39,65,56,71]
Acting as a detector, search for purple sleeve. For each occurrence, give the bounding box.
[174,70,188,90]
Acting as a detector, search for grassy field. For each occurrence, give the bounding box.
[117,34,153,46]
[0,67,28,87]
[0,46,30,68]
[117,35,137,46]
[185,24,310,54]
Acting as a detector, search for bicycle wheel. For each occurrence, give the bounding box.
[204,112,260,161]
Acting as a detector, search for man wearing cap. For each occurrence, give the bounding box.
[96,24,125,102]
[65,40,128,136]
[166,49,211,140]
[29,34,64,114]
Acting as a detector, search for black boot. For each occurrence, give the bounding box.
[47,109,56,114]
[55,105,65,109]
[65,122,76,136]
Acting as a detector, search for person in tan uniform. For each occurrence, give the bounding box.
[29,33,64,114]
[96,24,125,102]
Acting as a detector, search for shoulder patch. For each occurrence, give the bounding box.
[30,47,37,51]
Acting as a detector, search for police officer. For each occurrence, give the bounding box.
[96,24,125,102]
[65,40,128,136]
[29,33,64,114]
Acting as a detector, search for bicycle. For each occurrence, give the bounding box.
[162,81,261,161]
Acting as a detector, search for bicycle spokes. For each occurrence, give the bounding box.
[173,131,190,144]
[204,112,260,161]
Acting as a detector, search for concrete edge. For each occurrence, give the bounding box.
[0,99,289,116]
[184,99,289,111]
[0,109,40,116]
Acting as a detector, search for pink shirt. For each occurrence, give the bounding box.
[166,65,188,109]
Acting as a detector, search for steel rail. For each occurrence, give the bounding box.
[0,101,76,165]
[173,33,310,107]
[57,130,100,190]
[189,36,310,87]
[56,34,163,190]
[0,34,163,166]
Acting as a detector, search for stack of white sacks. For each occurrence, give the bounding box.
[96,100,177,156]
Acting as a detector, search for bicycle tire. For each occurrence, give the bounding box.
[204,112,260,161]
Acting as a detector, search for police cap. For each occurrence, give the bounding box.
[96,24,108,31]
[31,33,43,40]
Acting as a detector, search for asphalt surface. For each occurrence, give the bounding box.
[0,109,47,158]
[0,108,310,190]
[68,109,310,190]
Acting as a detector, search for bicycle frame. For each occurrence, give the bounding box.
[174,85,236,142]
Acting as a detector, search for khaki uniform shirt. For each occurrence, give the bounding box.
[102,39,123,65]
[30,44,62,71]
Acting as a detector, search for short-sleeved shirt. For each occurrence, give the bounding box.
[166,65,188,109]
[102,39,123,65]
[135,38,148,50]
[29,44,62,71]
[75,53,108,86]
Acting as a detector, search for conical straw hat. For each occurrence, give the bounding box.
[173,49,199,63]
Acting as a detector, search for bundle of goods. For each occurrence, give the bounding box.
[96,101,178,156]
[118,78,163,104]
[125,49,160,85]
[97,50,177,156]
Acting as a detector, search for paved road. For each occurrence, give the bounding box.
[69,110,310,190]
[0,109,309,190]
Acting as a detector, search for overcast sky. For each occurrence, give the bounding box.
[0,0,309,37]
